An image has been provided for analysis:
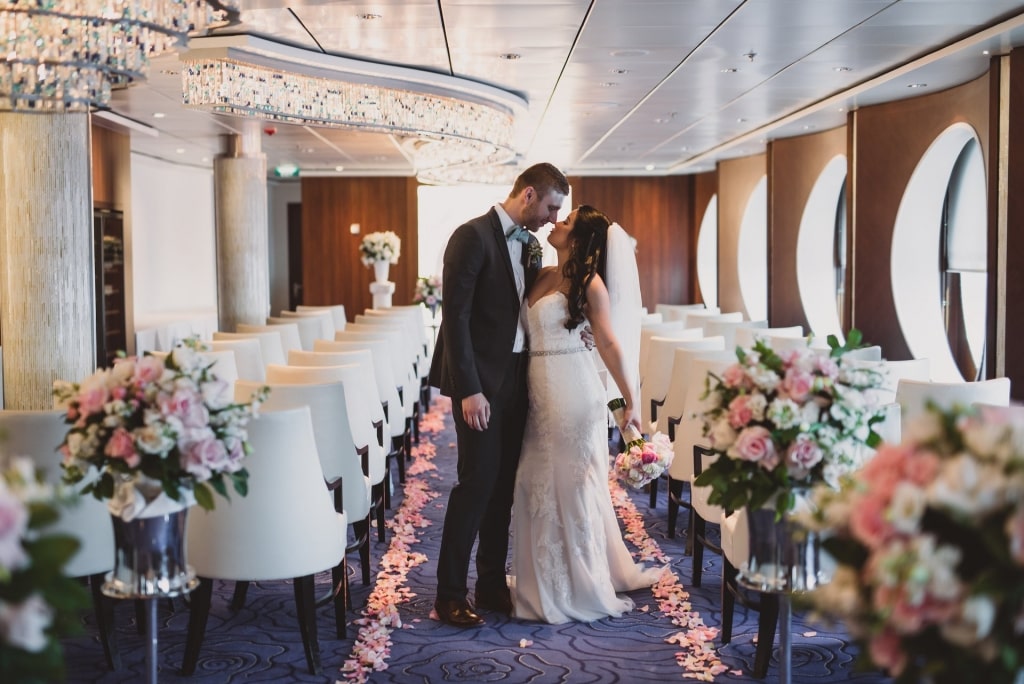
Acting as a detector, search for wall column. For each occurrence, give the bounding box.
[214,128,269,331]
[0,112,95,409]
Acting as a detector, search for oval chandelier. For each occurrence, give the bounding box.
[0,0,237,112]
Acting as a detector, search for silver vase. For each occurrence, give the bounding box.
[103,509,198,599]
[738,504,829,594]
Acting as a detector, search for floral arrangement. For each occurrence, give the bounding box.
[693,330,887,516]
[54,338,269,517]
[613,432,674,490]
[804,403,1024,684]
[359,231,402,266]
[0,457,90,681]
[412,275,441,310]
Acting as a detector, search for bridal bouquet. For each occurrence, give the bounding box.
[54,338,269,518]
[609,398,674,489]
[693,330,887,516]
[804,403,1024,684]
[0,457,90,681]
[359,231,401,266]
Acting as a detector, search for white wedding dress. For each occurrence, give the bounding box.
[510,291,663,624]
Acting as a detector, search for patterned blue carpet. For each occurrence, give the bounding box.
[61,395,893,683]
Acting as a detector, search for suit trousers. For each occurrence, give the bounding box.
[436,351,529,601]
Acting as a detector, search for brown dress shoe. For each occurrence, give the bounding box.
[434,598,485,627]
[473,588,513,615]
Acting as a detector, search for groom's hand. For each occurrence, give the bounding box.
[462,393,491,431]
[581,325,596,351]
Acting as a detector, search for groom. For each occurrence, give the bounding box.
[429,162,570,626]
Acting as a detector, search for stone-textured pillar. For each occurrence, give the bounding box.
[0,112,95,409]
[214,128,269,332]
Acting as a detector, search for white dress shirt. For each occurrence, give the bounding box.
[494,204,527,353]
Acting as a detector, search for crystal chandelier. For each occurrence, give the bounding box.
[0,0,237,112]
[181,35,524,175]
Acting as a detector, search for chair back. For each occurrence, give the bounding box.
[207,338,265,382]
[313,339,404,437]
[335,328,417,413]
[843,345,883,361]
[268,315,323,351]
[185,406,345,581]
[659,346,732,433]
[706,319,767,349]
[237,323,303,355]
[640,324,701,371]
[234,380,369,521]
[734,325,803,349]
[643,335,723,429]
[874,401,902,446]
[214,331,285,366]
[667,352,739,484]
[0,410,114,577]
[296,304,347,331]
[682,310,743,333]
[151,349,238,385]
[895,377,1011,426]
[655,303,707,323]
[279,310,335,340]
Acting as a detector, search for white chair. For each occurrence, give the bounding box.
[264,363,388,537]
[705,319,767,350]
[895,377,1011,426]
[640,312,663,325]
[0,409,120,669]
[234,379,374,586]
[279,309,335,340]
[214,331,286,366]
[666,352,737,545]
[734,325,803,349]
[268,315,324,351]
[207,338,265,382]
[655,303,706,323]
[296,304,347,331]
[874,401,902,445]
[652,338,728,434]
[639,324,702,377]
[843,344,883,361]
[182,406,347,676]
[237,322,303,356]
[682,310,743,333]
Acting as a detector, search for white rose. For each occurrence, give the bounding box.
[709,418,738,450]
[888,482,927,534]
[903,410,945,444]
[942,595,997,647]
[928,454,1007,517]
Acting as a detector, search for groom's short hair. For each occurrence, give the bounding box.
[511,162,569,198]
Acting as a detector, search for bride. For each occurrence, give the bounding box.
[510,204,663,624]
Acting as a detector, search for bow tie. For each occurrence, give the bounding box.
[505,225,530,243]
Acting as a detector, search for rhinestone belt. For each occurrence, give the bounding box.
[528,347,588,357]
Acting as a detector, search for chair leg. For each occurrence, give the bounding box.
[721,560,738,644]
[181,577,214,675]
[293,575,322,676]
[691,512,706,587]
[230,581,249,611]
[89,573,121,671]
[648,476,659,508]
[331,559,348,639]
[375,486,387,544]
[667,477,682,538]
[685,507,696,557]
[352,517,372,585]
[753,593,780,678]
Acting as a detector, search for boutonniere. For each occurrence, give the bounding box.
[527,241,544,268]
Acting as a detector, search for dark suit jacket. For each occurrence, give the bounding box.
[429,207,541,400]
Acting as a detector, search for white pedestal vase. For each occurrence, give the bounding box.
[372,259,390,284]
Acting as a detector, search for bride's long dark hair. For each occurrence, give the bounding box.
[563,204,611,330]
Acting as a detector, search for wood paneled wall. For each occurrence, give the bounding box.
[300,177,419,319]
[768,126,847,330]
[717,154,767,319]
[567,175,695,310]
[90,123,130,210]
[850,73,989,360]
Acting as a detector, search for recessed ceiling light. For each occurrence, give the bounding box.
[359,13,382,20]
[153,112,166,119]
[838,107,845,112]
[680,146,688,152]
[201,157,209,163]
[983,50,990,55]
[644,164,655,171]
[721,67,737,73]
[834,66,852,72]
[499,53,521,61]
[803,124,816,130]
[304,148,314,153]
[610,49,649,58]
[907,83,928,88]
[737,118,747,123]
[175,148,185,154]
[610,68,629,75]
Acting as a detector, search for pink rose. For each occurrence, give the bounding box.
[180,437,229,481]
[901,449,940,487]
[133,355,165,386]
[730,426,777,469]
[76,385,109,416]
[721,364,747,389]
[159,388,209,429]
[104,427,140,468]
[780,367,814,402]
[814,355,839,379]
[727,395,754,429]
[868,628,906,675]
[785,434,823,478]
[849,493,893,549]
[641,448,658,464]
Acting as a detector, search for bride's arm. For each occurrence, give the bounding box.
[584,274,641,432]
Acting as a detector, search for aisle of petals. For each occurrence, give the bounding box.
[608,476,740,681]
[339,398,447,682]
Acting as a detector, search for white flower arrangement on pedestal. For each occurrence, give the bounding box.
[359,231,402,266]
